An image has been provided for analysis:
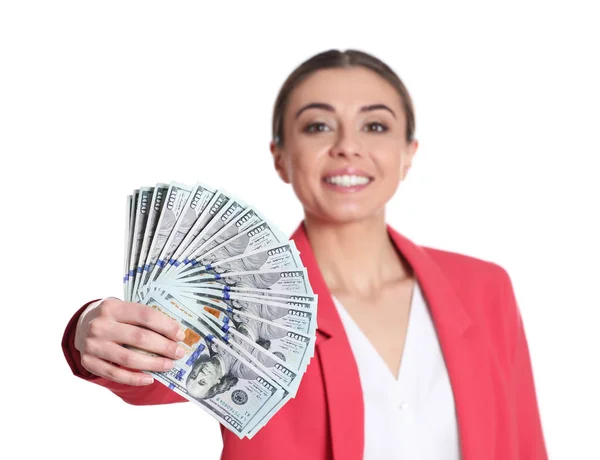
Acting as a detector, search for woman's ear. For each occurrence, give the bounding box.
[401,139,419,181]
[270,141,291,184]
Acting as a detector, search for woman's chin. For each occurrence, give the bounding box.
[313,205,384,225]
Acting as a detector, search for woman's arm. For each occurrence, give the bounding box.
[62,300,186,406]
[502,270,548,459]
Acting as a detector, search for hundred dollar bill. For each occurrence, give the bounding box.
[171,286,316,311]
[182,207,265,261]
[195,304,314,422]
[162,190,230,276]
[137,182,193,298]
[195,312,301,397]
[157,294,301,390]
[175,242,303,280]
[131,183,169,301]
[126,187,153,302]
[201,306,313,373]
[171,206,286,268]
[124,190,138,300]
[149,183,216,282]
[175,289,317,336]
[171,220,290,277]
[171,284,319,305]
[156,268,314,298]
[171,193,247,271]
[155,291,299,431]
[141,292,286,438]
[158,289,304,383]
[148,284,317,317]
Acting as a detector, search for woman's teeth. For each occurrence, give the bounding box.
[325,175,371,187]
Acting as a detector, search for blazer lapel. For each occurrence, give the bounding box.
[291,222,495,460]
[292,223,364,460]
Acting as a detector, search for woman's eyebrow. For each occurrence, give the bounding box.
[295,102,396,119]
[362,104,396,119]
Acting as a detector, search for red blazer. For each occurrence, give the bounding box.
[62,222,548,459]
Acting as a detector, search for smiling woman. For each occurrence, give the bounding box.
[62,49,548,460]
[271,60,417,226]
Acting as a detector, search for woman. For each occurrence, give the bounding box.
[62,49,548,459]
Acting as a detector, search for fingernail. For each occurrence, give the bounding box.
[176,329,186,341]
[164,359,174,371]
[175,347,185,359]
[142,375,154,385]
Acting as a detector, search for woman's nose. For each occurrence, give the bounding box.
[329,129,362,158]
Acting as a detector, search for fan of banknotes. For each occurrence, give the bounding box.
[123,182,317,439]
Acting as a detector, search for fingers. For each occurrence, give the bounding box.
[80,353,155,386]
[85,340,177,373]
[102,322,186,361]
[106,300,185,342]
[77,298,189,386]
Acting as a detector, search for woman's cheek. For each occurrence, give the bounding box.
[291,156,317,185]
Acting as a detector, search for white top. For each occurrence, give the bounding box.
[332,280,461,460]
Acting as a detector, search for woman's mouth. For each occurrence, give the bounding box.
[324,175,371,187]
[322,170,373,192]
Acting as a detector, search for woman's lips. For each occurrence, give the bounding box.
[322,179,372,192]
[323,167,372,179]
[322,170,373,193]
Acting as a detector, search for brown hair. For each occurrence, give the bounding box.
[271,49,416,147]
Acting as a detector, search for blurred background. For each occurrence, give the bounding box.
[1,1,598,458]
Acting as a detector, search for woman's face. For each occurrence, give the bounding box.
[271,67,419,224]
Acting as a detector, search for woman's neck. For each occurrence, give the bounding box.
[304,212,412,298]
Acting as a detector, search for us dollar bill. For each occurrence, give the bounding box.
[160,290,302,432]
[127,187,153,302]
[172,284,319,305]
[131,184,168,301]
[124,190,139,300]
[171,286,316,312]
[199,307,314,438]
[160,295,300,390]
[173,194,247,269]
[137,182,192,297]
[141,292,287,438]
[202,306,313,373]
[163,191,230,275]
[150,183,216,282]
[175,242,303,280]
[161,291,303,397]
[157,268,314,294]
[185,207,265,260]
[174,206,285,267]
[174,220,289,275]
[175,289,317,335]
[196,313,300,397]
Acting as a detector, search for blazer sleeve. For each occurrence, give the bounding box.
[502,271,549,459]
[62,300,187,406]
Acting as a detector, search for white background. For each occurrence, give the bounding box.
[1,1,598,459]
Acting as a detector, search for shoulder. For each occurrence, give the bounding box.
[420,243,515,314]
[421,244,521,364]
[421,244,510,288]
[388,225,511,289]
[388,227,514,309]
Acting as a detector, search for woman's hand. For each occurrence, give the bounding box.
[74,297,186,386]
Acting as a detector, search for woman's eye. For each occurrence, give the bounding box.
[364,122,388,133]
[304,121,387,133]
[304,122,329,133]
